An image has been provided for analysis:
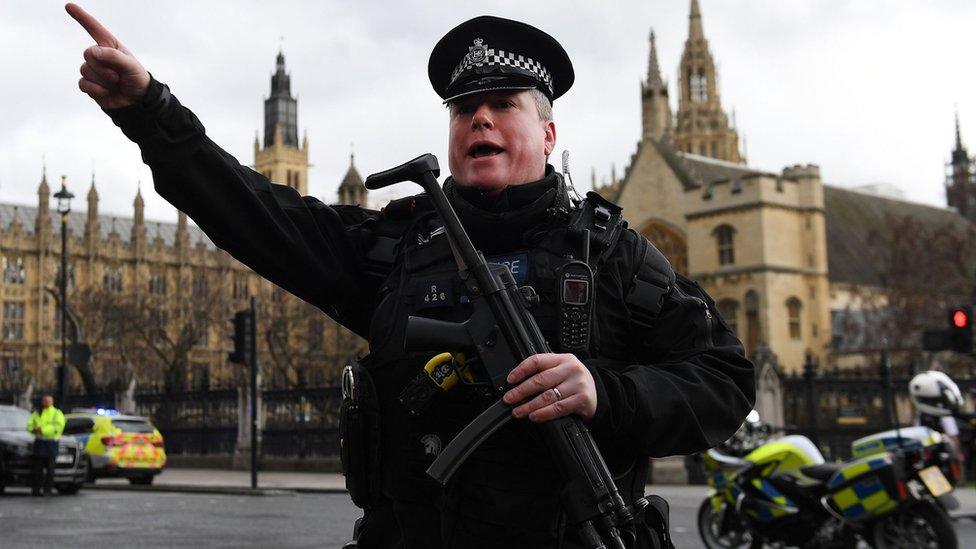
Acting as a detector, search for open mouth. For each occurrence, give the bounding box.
[468,143,505,158]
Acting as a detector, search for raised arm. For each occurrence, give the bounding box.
[66,4,383,336]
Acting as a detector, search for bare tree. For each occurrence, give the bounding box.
[260,289,366,388]
[118,272,230,396]
[843,213,976,368]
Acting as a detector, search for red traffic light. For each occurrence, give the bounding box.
[952,309,970,329]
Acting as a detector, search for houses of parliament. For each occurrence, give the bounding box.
[2,0,973,390]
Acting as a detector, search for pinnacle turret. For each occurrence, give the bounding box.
[87,172,99,223]
[134,185,145,227]
[646,31,665,92]
[953,109,969,164]
[641,29,673,141]
[337,152,367,206]
[689,0,704,41]
[946,108,976,222]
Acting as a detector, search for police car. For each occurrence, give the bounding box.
[0,404,88,494]
[64,408,166,485]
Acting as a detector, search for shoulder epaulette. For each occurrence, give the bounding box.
[567,191,625,263]
[380,194,434,221]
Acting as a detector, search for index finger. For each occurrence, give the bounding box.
[506,353,556,385]
[65,3,119,48]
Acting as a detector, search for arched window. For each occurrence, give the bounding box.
[2,302,25,341]
[713,225,736,265]
[2,256,25,285]
[103,265,123,293]
[690,71,708,102]
[192,271,209,297]
[233,274,249,300]
[148,270,167,295]
[717,299,739,335]
[639,220,688,275]
[744,290,760,352]
[787,297,802,340]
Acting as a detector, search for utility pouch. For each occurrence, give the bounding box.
[340,360,382,509]
[642,494,674,549]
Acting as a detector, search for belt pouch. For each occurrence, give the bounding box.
[340,361,381,508]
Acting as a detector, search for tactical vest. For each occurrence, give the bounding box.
[348,191,675,547]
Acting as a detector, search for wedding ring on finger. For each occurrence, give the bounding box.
[551,387,563,401]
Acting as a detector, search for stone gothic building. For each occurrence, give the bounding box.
[0,52,367,389]
[599,0,973,373]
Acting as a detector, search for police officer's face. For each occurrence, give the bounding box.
[448,90,556,193]
[41,396,53,408]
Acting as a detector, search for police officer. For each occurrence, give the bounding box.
[910,370,967,480]
[67,5,755,547]
[27,394,66,496]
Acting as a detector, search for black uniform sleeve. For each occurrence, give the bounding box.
[584,233,755,457]
[103,77,380,336]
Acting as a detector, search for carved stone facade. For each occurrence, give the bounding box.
[603,0,972,373]
[672,0,743,163]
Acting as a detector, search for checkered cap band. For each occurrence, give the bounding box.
[450,47,553,96]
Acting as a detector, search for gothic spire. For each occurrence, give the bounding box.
[646,30,665,91]
[87,172,99,221]
[689,0,704,41]
[133,185,145,225]
[953,108,968,163]
[38,165,49,195]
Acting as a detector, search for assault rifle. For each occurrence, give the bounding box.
[365,154,649,549]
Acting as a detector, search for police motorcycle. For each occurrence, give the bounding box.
[697,404,960,548]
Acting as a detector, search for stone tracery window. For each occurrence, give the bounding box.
[690,71,708,103]
[2,301,25,340]
[149,271,167,295]
[2,256,25,285]
[233,274,249,300]
[639,220,688,275]
[103,265,123,293]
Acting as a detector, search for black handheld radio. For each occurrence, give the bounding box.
[557,260,594,353]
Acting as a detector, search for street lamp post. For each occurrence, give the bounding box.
[53,177,73,405]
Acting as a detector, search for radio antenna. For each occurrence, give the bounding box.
[561,150,583,205]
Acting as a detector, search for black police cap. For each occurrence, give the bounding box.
[428,15,574,104]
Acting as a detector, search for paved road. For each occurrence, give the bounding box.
[3,485,976,547]
[0,487,360,548]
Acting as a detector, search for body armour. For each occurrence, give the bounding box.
[359,168,675,548]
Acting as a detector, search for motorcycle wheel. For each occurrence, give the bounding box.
[871,501,957,549]
[697,498,758,549]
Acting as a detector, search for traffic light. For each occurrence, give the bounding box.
[228,310,254,365]
[922,305,973,354]
[947,306,973,354]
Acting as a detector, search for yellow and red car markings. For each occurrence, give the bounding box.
[108,433,165,468]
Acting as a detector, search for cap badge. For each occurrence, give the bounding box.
[467,38,488,64]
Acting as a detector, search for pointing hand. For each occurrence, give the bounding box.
[66,3,150,109]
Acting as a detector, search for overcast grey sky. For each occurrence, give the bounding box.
[1,0,973,224]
